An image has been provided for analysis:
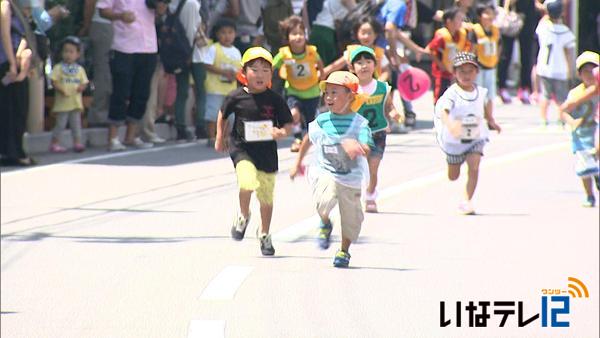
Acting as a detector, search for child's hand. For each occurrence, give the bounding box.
[120,11,136,24]
[389,110,404,124]
[77,84,87,93]
[289,163,305,180]
[222,69,236,82]
[447,119,462,138]
[271,127,287,140]
[341,139,366,160]
[214,137,227,152]
[487,119,502,133]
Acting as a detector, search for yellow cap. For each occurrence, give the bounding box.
[319,71,359,94]
[241,47,273,67]
[576,51,599,71]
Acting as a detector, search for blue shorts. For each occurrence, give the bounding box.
[369,130,387,159]
[205,93,226,122]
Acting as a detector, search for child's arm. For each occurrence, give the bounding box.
[77,68,89,93]
[384,89,403,124]
[323,55,346,79]
[564,47,575,80]
[272,122,293,140]
[560,93,586,130]
[290,134,312,180]
[52,79,68,96]
[204,63,235,82]
[441,108,462,138]
[215,110,228,152]
[484,99,501,133]
[316,59,326,81]
[561,84,598,113]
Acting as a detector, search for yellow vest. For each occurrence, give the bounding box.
[437,27,469,71]
[278,45,320,90]
[473,24,500,68]
[345,44,386,77]
[205,43,240,95]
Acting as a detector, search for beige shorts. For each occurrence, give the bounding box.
[312,175,363,242]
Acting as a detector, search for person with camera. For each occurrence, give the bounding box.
[97,0,157,151]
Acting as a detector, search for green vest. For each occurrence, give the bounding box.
[357,80,389,132]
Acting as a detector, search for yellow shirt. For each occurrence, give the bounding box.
[51,63,89,113]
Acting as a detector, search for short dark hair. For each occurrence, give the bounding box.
[210,18,236,41]
[351,51,376,65]
[61,36,81,52]
[352,15,383,42]
[243,57,272,71]
[442,7,461,23]
[475,4,494,18]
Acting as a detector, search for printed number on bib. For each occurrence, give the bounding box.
[244,120,273,142]
[483,41,497,56]
[292,63,310,78]
[460,115,480,141]
[322,144,356,175]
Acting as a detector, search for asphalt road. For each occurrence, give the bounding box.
[1,93,598,338]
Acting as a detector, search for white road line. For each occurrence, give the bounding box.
[187,320,225,338]
[199,266,254,300]
[273,142,569,242]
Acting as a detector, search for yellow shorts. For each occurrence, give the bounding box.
[235,160,275,204]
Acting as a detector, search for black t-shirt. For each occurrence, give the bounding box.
[222,87,293,173]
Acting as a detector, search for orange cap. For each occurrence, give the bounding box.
[319,71,360,94]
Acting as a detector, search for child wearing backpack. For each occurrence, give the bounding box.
[201,18,242,146]
[427,7,472,103]
[272,15,324,152]
[350,46,402,212]
[560,51,599,207]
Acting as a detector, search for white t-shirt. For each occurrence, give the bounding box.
[535,19,576,80]
[434,84,489,154]
[169,0,203,63]
[200,44,242,66]
[313,0,352,29]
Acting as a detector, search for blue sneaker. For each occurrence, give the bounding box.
[318,221,332,249]
[333,250,351,268]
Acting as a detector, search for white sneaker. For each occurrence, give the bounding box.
[108,138,126,152]
[458,200,475,215]
[147,134,166,144]
[127,137,154,149]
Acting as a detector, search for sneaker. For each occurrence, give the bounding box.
[333,250,351,268]
[49,144,67,153]
[146,134,166,144]
[404,111,416,128]
[290,138,302,152]
[126,137,154,149]
[259,234,275,256]
[108,138,127,152]
[73,143,86,153]
[583,196,596,208]
[518,88,531,105]
[458,200,475,215]
[231,213,250,240]
[499,88,512,104]
[365,199,378,213]
[318,220,333,250]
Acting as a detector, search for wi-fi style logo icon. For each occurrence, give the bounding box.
[567,277,589,298]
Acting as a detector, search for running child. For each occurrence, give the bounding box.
[560,51,599,207]
[290,71,373,268]
[434,52,501,215]
[215,47,293,256]
[472,4,500,118]
[535,0,576,126]
[272,15,324,152]
[350,46,402,213]
[427,7,472,103]
[202,18,242,146]
[49,36,89,153]
[323,15,391,82]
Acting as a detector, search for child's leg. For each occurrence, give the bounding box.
[465,152,482,201]
[51,112,69,146]
[581,176,594,198]
[447,163,461,181]
[367,156,382,195]
[69,110,83,145]
[538,77,551,124]
[255,171,276,235]
[338,183,363,254]
[239,189,252,220]
[291,106,302,139]
[206,121,216,140]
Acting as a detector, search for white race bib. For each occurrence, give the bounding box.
[461,115,481,141]
[243,120,273,142]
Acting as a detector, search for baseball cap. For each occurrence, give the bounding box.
[453,52,479,69]
[319,71,359,93]
[576,51,599,71]
[240,47,273,67]
[349,45,376,63]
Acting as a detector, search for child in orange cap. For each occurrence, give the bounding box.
[290,71,373,268]
[215,47,294,256]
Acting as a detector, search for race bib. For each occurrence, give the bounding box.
[322,144,355,175]
[292,62,311,78]
[243,120,273,142]
[461,115,480,142]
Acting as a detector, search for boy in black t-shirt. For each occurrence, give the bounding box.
[215,47,293,256]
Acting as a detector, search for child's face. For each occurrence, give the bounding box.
[579,63,597,86]
[454,63,478,87]
[244,59,272,92]
[324,83,353,114]
[217,26,236,47]
[479,8,495,26]
[447,12,465,32]
[62,43,80,64]
[288,25,306,52]
[352,56,375,82]
[356,22,376,47]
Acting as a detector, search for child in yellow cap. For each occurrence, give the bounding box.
[215,47,294,256]
[290,71,373,268]
[560,51,599,207]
